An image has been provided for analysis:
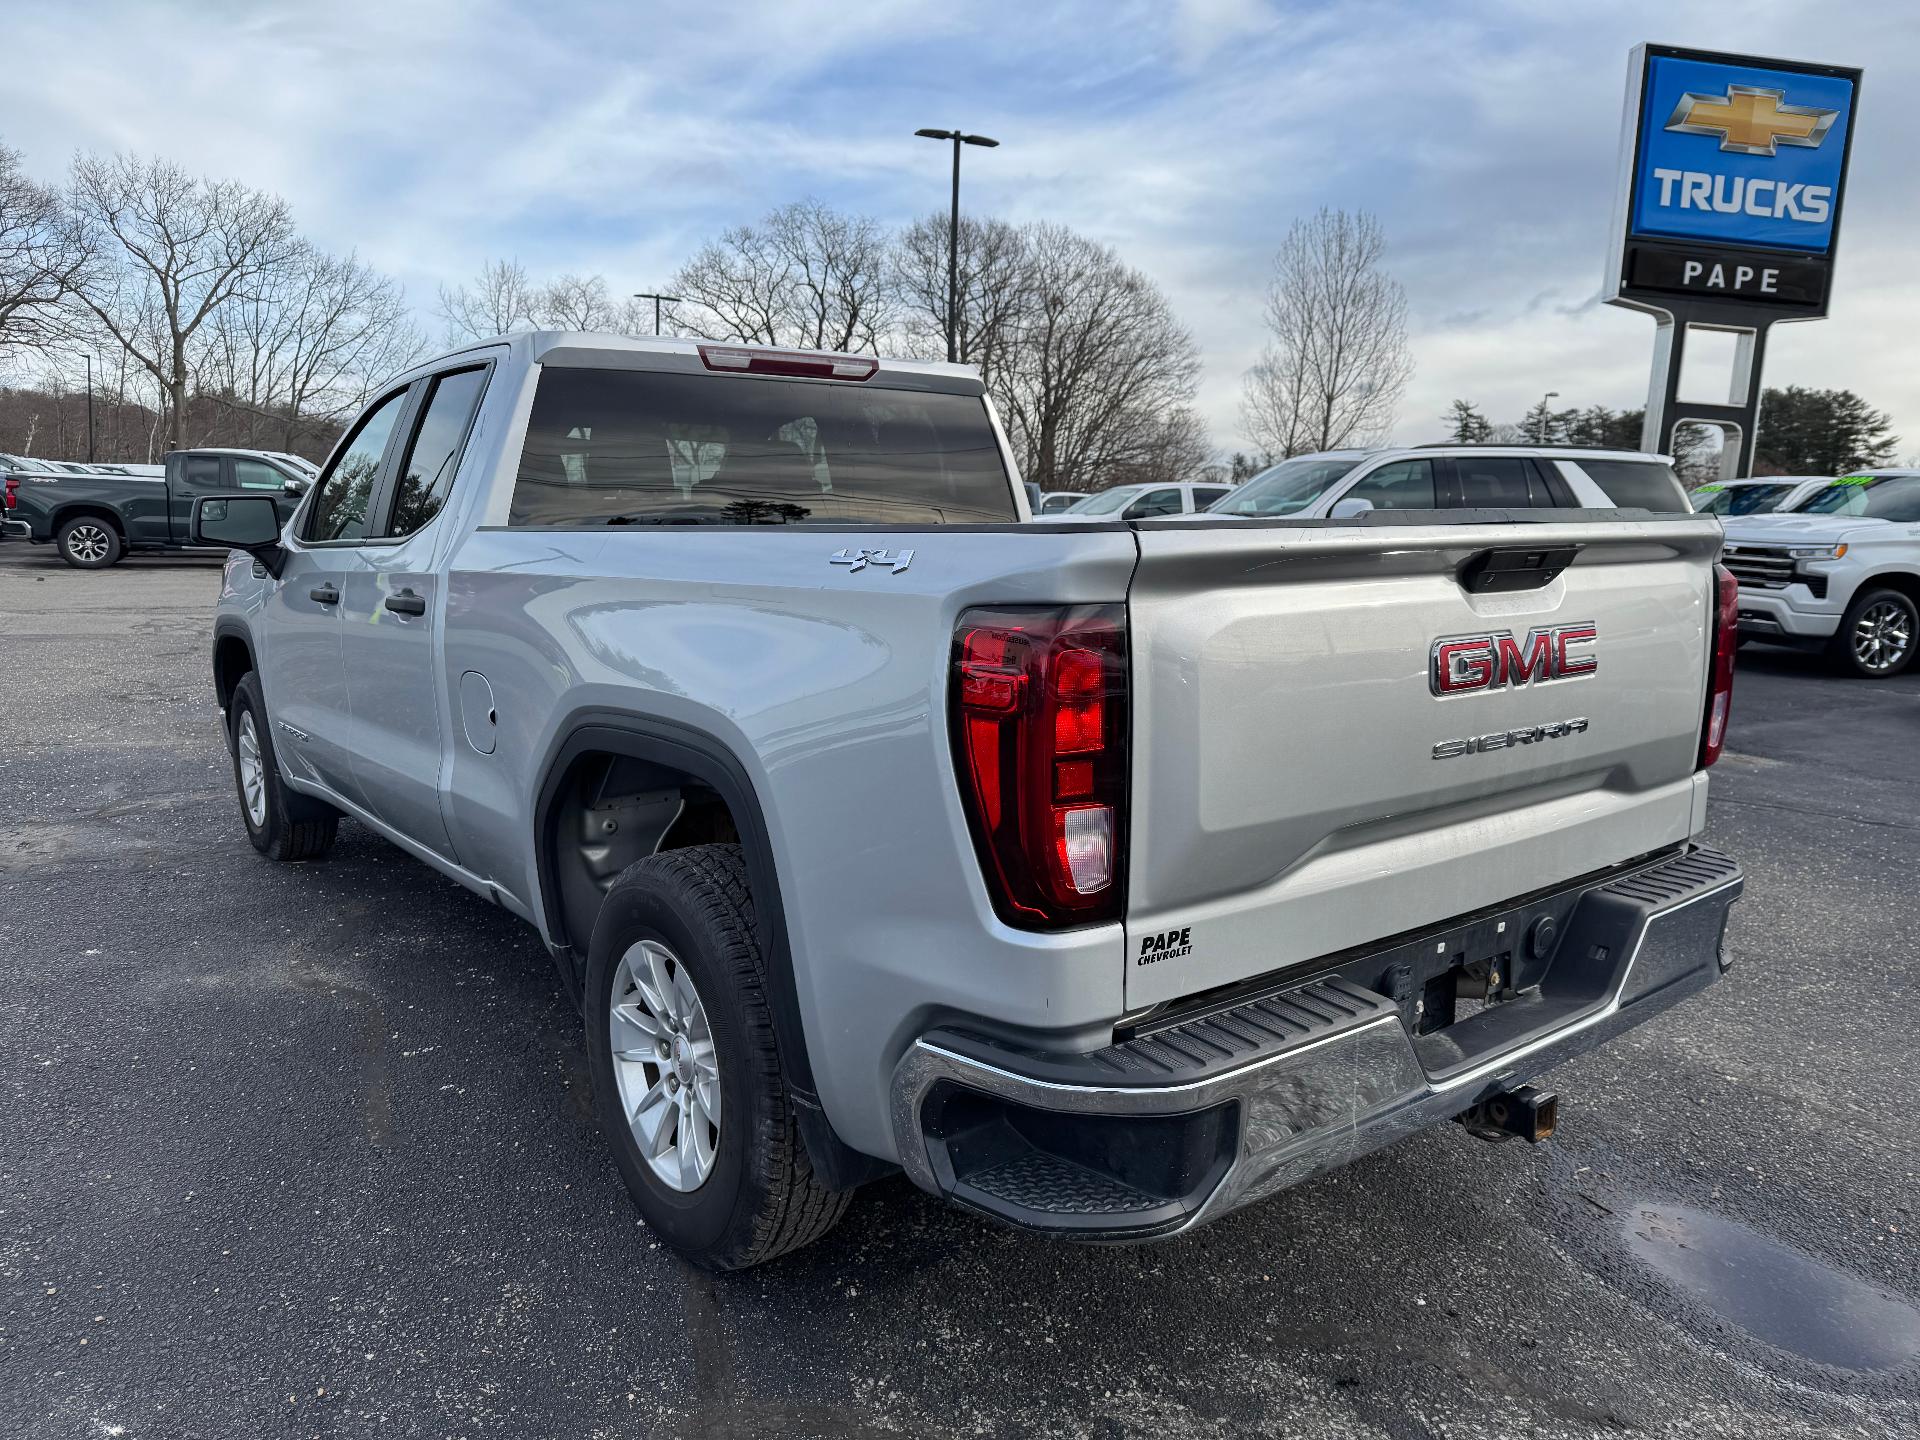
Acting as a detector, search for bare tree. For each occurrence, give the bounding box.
[200,242,422,448]
[893,213,1032,381]
[538,271,621,331]
[0,145,89,355]
[67,152,298,450]
[437,258,540,343]
[1240,208,1412,457]
[991,223,1204,492]
[672,200,894,353]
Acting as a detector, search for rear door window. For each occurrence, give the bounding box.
[382,367,489,537]
[1343,459,1436,510]
[1191,486,1230,508]
[1574,459,1690,512]
[1453,457,1548,508]
[509,368,1015,526]
[179,455,223,493]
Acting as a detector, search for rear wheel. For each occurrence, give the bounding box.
[57,517,121,569]
[584,844,850,1271]
[1832,588,1917,678]
[228,671,339,860]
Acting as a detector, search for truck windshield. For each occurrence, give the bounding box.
[1692,483,1795,515]
[1794,475,1920,522]
[1067,487,1148,515]
[509,367,1017,527]
[1209,457,1359,516]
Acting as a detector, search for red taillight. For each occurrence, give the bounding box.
[3,477,16,511]
[1700,562,1738,768]
[951,605,1128,929]
[697,344,878,381]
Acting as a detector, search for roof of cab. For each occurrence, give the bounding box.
[406,331,985,396]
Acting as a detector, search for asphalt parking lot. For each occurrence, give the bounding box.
[2,542,1917,1440]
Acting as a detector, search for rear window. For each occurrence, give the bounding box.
[508,367,1015,527]
[1575,459,1690,512]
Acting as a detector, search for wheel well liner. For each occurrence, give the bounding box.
[533,715,818,1106]
[211,620,255,712]
[53,503,128,540]
[1858,571,1920,608]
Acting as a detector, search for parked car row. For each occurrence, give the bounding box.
[1035,446,1692,525]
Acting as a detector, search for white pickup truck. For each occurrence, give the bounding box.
[1722,469,1920,677]
[192,332,1745,1270]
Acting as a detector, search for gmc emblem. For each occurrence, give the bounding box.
[1430,623,1597,696]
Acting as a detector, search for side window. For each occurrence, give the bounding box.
[1192,487,1230,508]
[179,455,223,492]
[231,458,289,491]
[1126,488,1184,518]
[305,388,408,543]
[1345,459,1436,510]
[1576,459,1690,512]
[382,367,489,538]
[1454,457,1540,508]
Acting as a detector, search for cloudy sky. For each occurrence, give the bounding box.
[4,0,1914,458]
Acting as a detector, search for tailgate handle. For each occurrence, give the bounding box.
[1457,545,1577,594]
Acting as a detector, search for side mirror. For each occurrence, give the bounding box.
[281,477,308,499]
[194,494,285,573]
[1329,497,1376,520]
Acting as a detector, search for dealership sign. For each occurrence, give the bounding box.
[1608,45,1861,315]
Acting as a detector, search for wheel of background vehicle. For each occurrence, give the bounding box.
[56,516,122,568]
[1831,588,1917,679]
[584,844,850,1271]
[226,671,339,860]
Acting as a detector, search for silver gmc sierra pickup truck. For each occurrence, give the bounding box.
[195,332,1745,1270]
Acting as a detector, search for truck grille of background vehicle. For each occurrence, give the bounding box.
[1723,549,1795,589]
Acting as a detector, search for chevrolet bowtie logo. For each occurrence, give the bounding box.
[1666,84,1839,157]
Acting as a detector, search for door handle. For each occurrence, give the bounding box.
[385,588,427,616]
[309,584,339,605]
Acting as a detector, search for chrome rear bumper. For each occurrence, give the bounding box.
[890,846,1742,1238]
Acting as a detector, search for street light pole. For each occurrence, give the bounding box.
[84,352,94,462]
[631,292,682,337]
[914,128,999,365]
[1537,390,1560,444]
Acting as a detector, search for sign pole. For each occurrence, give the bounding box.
[1605,44,1861,479]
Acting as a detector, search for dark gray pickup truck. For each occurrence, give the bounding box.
[2,448,311,567]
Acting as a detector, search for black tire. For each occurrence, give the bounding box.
[584,844,850,1271]
[227,671,339,861]
[57,516,122,569]
[1829,587,1918,679]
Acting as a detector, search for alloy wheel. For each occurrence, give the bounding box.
[1852,600,1913,674]
[67,524,110,563]
[608,938,721,1192]
[236,711,268,827]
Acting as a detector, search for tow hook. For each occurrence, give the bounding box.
[1456,1084,1559,1144]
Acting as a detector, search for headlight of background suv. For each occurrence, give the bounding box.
[1788,544,1847,559]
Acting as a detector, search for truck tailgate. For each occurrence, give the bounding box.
[1123,516,1721,1008]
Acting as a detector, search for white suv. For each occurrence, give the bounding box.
[1206,447,1691,519]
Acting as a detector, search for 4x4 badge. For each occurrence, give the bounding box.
[830,547,914,575]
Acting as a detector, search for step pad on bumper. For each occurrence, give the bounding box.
[893,844,1743,1238]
